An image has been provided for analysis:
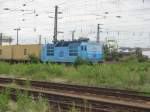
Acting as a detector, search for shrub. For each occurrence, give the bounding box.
[104,45,120,61]
[135,48,142,57]
[46,64,64,77]
[135,48,149,62]
[111,51,120,61]
[16,92,51,112]
[104,45,111,61]
[74,57,92,67]
[104,51,120,61]
[28,54,39,63]
[138,56,148,62]
[0,90,10,112]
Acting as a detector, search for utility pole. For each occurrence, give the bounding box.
[0,33,2,45]
[39,35,41,45]
[45,38,47,44]
[71,30,75,41]
[14,28,21,45]
[143,0,144,3]
[53,5,58,44]
[97,24,103,43]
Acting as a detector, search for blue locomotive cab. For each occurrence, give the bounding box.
[80,42,103,62]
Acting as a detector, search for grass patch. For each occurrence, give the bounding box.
[0,90,81,112]
[0,60,149,92]
[0,90,52,112]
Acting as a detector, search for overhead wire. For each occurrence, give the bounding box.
[1,0,150,44]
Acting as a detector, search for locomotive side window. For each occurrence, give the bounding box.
[47,46,54,56]
[69,45,78,56]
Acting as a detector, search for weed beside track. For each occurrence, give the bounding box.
[0,60,149,92]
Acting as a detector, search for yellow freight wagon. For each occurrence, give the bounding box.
[0,44,41,61]
[12,44,41,60]
[0,45,13,60]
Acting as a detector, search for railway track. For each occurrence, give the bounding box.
[0,77,150,101]
[0,77,150,112]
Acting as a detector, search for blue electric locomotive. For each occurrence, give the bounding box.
[41,38,103,63]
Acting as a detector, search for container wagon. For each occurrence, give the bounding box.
[0,44,41,61]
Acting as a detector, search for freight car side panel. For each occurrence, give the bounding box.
[0,46,12,60]
[12,44,41,60]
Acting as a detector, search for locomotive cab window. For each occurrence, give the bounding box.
[81,46,84,51]
[24,49,27,55]
[69,45,78,56]
[85,46,87,51]
[47,46,54,56]
[81,46,87,51]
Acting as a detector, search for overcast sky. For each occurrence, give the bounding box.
[0,0,150,47]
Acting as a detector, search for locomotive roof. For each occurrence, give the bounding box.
[54,38,89,47]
